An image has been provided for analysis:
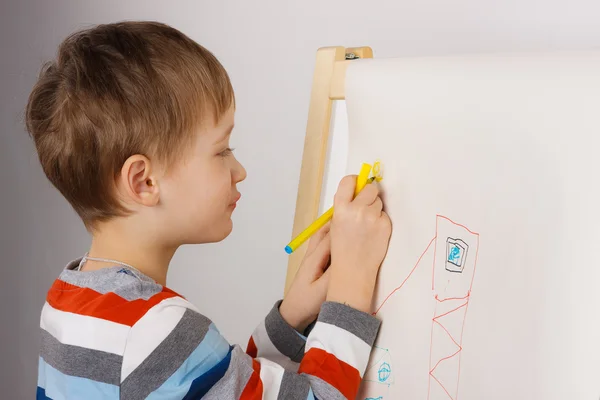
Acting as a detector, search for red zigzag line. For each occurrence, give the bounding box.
[429,300,469,375]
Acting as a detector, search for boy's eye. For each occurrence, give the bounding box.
[218,148,235,157]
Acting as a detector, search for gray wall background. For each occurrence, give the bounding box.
[1,0,599,397]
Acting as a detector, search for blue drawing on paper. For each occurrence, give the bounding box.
[377,362,391,382]
[448,245,461,263]
[364,345,394,390]
[445,238,468,273]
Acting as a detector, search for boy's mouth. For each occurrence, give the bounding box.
[230,193,241,207]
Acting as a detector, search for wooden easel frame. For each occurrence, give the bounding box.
[285,46,374,294]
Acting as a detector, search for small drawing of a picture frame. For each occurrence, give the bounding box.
[446,238,468,273]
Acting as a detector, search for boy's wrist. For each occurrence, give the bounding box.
[327,269,377,314]
[279,300,315,333]
[326,292,372,314]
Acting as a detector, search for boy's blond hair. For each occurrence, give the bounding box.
[25,21,234,229]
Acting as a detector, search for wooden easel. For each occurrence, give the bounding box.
[285,46,373,294]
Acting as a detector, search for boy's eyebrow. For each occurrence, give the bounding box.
[214,124,234,144]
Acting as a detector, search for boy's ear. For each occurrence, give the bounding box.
[119,155,160,207]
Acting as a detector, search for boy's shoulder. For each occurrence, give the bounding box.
[44,259,203,328]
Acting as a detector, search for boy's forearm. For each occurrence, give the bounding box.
[326,266,378,314]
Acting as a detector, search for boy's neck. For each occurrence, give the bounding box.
[84,220,176,286]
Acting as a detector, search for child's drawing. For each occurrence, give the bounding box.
[428,216,479,400]
[363,346,395,387]
[365,215,479,400]
[377,362,391,383]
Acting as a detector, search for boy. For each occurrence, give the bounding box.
[27,21,391,399]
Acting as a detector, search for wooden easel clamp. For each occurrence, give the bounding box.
[285,46,373,294]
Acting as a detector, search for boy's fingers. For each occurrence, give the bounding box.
[306,222,331,255]
[369,197,383,215]
[309,234,331,275]
[334,175,358,206]
[354,183,379,206]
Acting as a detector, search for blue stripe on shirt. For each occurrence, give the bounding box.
[183,346,233,399]
[38,357,119,400]
[145,324,231,400]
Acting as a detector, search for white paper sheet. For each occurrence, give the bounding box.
[344,52,600,400]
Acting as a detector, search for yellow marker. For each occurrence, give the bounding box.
[355,163,373,195]
[285,163,373,254]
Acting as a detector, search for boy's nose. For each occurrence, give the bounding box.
[235,159,247,183]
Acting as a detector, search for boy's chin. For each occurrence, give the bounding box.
[212,222,233,243]
[187,219,233,244]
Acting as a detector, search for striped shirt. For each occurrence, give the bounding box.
[37,260,381,399]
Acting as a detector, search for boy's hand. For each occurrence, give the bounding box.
[280,223,331,333]
[327,175,392,313]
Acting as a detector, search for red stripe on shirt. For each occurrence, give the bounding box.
[240,358,263,400]
[246,336,258,358]
[46,279,179,326]
[299,347,361,400]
